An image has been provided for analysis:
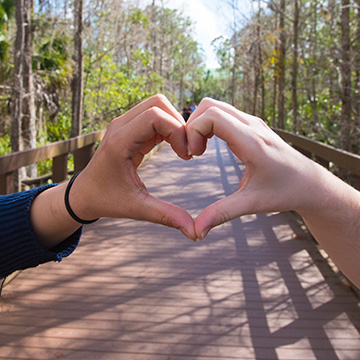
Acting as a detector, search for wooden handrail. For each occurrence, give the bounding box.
[0,128,359,194]
[274,128,360,176]
[0,130,106,194]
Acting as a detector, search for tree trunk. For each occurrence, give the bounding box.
[230,0,238,107]
[340,0,351,151]
[292,0,299,133]
[12,0,36,184]
[258,0,265,120]
[277,0,286,129]
[253,66,258,116]
[253,6,261,116]
[328,0,338,105]
[354,0,360,133]
[231,44,237,106]
[11,0,25,191]
[21,0,36,170]
[272,76,277,127]
[179,70,184,109]
[151,0,157,73]
[310,0,319,133]
[71,0,84,138]
[159,2,165,82]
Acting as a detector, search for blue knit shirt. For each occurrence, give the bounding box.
[0,184,82,278]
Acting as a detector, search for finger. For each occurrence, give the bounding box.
[117,94,185,126]
[125,106,190,160]
[188,97,270,133]
[194,189,257,240]
[136,193,196,241]
[186,107,253,158]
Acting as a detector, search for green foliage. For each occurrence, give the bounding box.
[0,37,9,62]
[36,158,52,177]
[0,0,14,19]
[83,54,162,128]
[0,1,204,163]
[46,102,72,142]
[129,8,149,26]
[33,35,69,71]
[193,69,228,103]
[212,36,232,70]
[0,133,10,155]
[0,0,14,63]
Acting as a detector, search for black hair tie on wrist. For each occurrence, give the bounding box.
[64,171,99,224]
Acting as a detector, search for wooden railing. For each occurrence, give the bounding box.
[0,128,359,195]
[274,128,360,190]
[0,130,106,195]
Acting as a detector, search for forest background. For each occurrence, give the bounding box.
[0,0,359,179]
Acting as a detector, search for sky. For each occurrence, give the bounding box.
[141,0,254,69]
[165,0,254,69]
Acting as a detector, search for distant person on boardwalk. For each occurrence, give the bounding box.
[181,101,192,122]
[1,95,360,289]
[190,102,197,112]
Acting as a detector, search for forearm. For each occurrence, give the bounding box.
[298,163,360,287]
[0,185,81,278]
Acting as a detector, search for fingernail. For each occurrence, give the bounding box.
[200,227,210,241]
[181,228,196,242]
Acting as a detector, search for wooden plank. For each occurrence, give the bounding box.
[73,144,95,174]
[0,171,14,195]
[52,154,68,183]
[1,138,359,359]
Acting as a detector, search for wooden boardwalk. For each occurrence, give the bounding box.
[1,137,359,359]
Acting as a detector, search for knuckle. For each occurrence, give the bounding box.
[160,213,174,228]
[144,106,162,118]
[151,93,167,104]
[211,202,231,225]
[207,106,222,117]
[201,97,215,106]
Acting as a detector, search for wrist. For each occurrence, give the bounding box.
[295,160,357,220]
[64,172,99,224]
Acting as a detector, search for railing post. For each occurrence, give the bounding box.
[315,155,329,170]
[52,154,68,183]
[0,171,15,195]
[354,175,360,191]
[73,143,96,174]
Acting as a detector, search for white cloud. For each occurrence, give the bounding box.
[140,0,253,69]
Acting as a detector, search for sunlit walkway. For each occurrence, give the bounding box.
[1,138,359,359]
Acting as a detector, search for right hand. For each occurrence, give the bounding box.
[186,98,325,239]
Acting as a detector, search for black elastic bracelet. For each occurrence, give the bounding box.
[64,171,99,225]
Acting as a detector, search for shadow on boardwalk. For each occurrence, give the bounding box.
[0,137,359,359]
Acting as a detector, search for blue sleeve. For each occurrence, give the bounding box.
[0,184,82,278]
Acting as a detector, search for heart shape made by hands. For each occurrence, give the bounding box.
[83,95,304,242]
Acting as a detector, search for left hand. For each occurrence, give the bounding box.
[71,94,196,240]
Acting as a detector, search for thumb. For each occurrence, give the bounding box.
[195,190,257,240]
[137,193,196,241]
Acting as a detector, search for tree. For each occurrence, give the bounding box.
[277,0,286,129]
[354,0,360,135]
[12,0,37,185]
[71,0,83,138]
[340,0,351,151]
[291,0,299,133]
